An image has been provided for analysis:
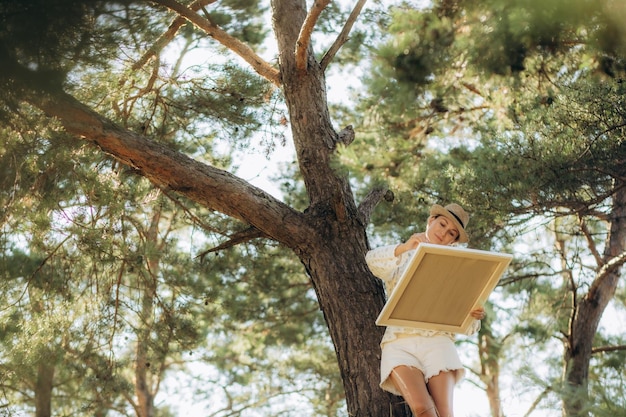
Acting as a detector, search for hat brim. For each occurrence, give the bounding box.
[429,204,469,243]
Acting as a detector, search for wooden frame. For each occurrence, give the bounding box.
[376,243,513,334]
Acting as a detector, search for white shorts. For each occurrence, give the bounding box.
[380,335,465,396]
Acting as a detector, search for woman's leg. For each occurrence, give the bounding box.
[426,370,457,417]
[389,366,439,416]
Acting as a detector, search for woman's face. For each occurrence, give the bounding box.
[426,215,460,245]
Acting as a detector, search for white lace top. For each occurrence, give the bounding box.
[365,244,481,346]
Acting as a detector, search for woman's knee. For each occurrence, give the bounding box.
[389,367,435,413]
[426,371,456,417]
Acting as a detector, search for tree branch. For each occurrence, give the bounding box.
[150,0,281,86]
[578,215,603,266]
[295,0,331,73]
[320,0,368,72]
[134,0,216,71]
[554,228,578,344]
[523,385,552,417]
[498,273,540,286]
[357,187,393,225]
[196,226,267,261]
[336,124,355,146]
[591,344,626,354]
[5,56,309,246]
[593,249,626,288]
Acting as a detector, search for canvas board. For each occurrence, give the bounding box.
[375,243,513,334]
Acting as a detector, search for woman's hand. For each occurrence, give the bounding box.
[394,233,429,256]
[470,306,485,320]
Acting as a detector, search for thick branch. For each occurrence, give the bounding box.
[591,249,626,292]
[14,83,309,246]
[151,0,281,86]
[295,0,331,73]
[320,0,368,71]
[62,104,301,242]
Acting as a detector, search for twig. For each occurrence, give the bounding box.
[133,0,216,71]
[578,215,603,266]
[196,226,267,261]
[592,344,626,354]
[523,385,552,417]
[151,0,281,86]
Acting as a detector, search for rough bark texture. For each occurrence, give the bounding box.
[563,187,626,417]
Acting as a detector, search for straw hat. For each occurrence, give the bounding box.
[429,203,469,243]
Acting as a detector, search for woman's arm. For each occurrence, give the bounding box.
[394,232,429,256]
[365,245,403,281]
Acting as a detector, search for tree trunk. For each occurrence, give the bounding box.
[134,209,163,417]
[562,187,626,417]
[29,287,56,417]
[270,0,411,414]
[35,361,55,417]
[297,218,409,416]
[477,320,504,417]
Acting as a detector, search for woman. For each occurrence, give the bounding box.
[365,203,485,417]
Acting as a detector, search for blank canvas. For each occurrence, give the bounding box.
[375,243,513,334]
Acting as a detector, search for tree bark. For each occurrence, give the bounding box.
[30,289,55,417]
[35,360,55,417]
[562,187,626,417]
[299,222,405,416]
[270,0,410,413]
[477,320,504,417]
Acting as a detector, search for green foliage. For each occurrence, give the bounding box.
[588,347,626,416]
[187,241,343,415]
[461,0,626,77]
[0,0,97,70]
[455,77,626,217]
[207,0,269,46]
[382,9,455,85]
[0,110,340,415]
